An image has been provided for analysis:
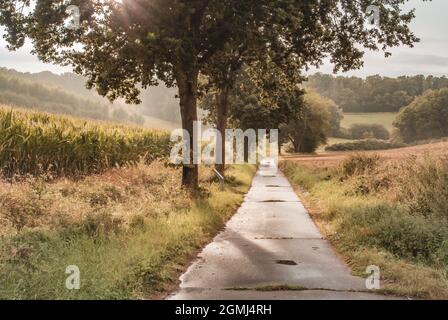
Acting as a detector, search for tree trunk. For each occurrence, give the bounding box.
[215,85,230,177]
[289,136,300,153]
[278,138,282,156]
[293,141,300,153]
[177,69,199,190]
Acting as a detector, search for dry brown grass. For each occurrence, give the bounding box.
[283,140,448,168]
[281,152,448,299]
[0,162,256,299]
[0,160,191,236]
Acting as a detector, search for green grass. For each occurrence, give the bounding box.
[281,156,448,299]
[341,112,398,132]
[0,163,256,299]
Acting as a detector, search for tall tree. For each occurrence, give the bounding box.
[202,66,303,132]
[1,0,424,189]
[280,91,332,153]
[394,88,448,143]
[201,55,303,175]
[201,0,424,174]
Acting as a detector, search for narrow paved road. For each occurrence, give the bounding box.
[169,166,395,300]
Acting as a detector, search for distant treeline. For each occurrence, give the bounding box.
[306,73,448,113]
[0,69,144,125]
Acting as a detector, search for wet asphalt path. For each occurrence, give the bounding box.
[168,165,397,300]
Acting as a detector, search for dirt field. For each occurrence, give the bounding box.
[282,141,448,167]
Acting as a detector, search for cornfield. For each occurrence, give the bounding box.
[0,106,171,178]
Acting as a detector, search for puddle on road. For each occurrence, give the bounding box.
[275,260,298,266]
[255,237,294,240]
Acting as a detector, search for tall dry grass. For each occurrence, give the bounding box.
[281,154,448,299]
[0,161,256,299]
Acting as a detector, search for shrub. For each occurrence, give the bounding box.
[326,102,344,137]
[341,154,380,177]
[325,139,405,151]
[82,212,123,237]
[397,156,448,221]
[349,123,390,140]
[0,184,47,231]
[373,214,447,262]
[342,203,448,263]
[282,157,448,298]
[332,127,352,139]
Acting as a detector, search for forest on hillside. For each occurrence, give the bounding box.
[0,69,145,125]
[0,68,181,123]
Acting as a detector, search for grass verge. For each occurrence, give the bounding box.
[281,155,448,299]
[0,162,256,299]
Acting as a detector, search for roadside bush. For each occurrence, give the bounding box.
[341,203,448,263]
[397,156,448,221]
[282,156,448,298]
[349,123,390,140]
[81,212,123,238]
[341,154,380,177]
[325,139,405,151]
[372,213,447,262]
[0,184,48,232]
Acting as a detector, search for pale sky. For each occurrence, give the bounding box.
[0,0,447,77]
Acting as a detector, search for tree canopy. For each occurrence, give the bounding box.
[280,91,332,153]
[394,88,448,143]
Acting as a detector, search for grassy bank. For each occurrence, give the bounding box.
[0,162,256,299]
[0,106,170,178]
[281,155,448,299]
